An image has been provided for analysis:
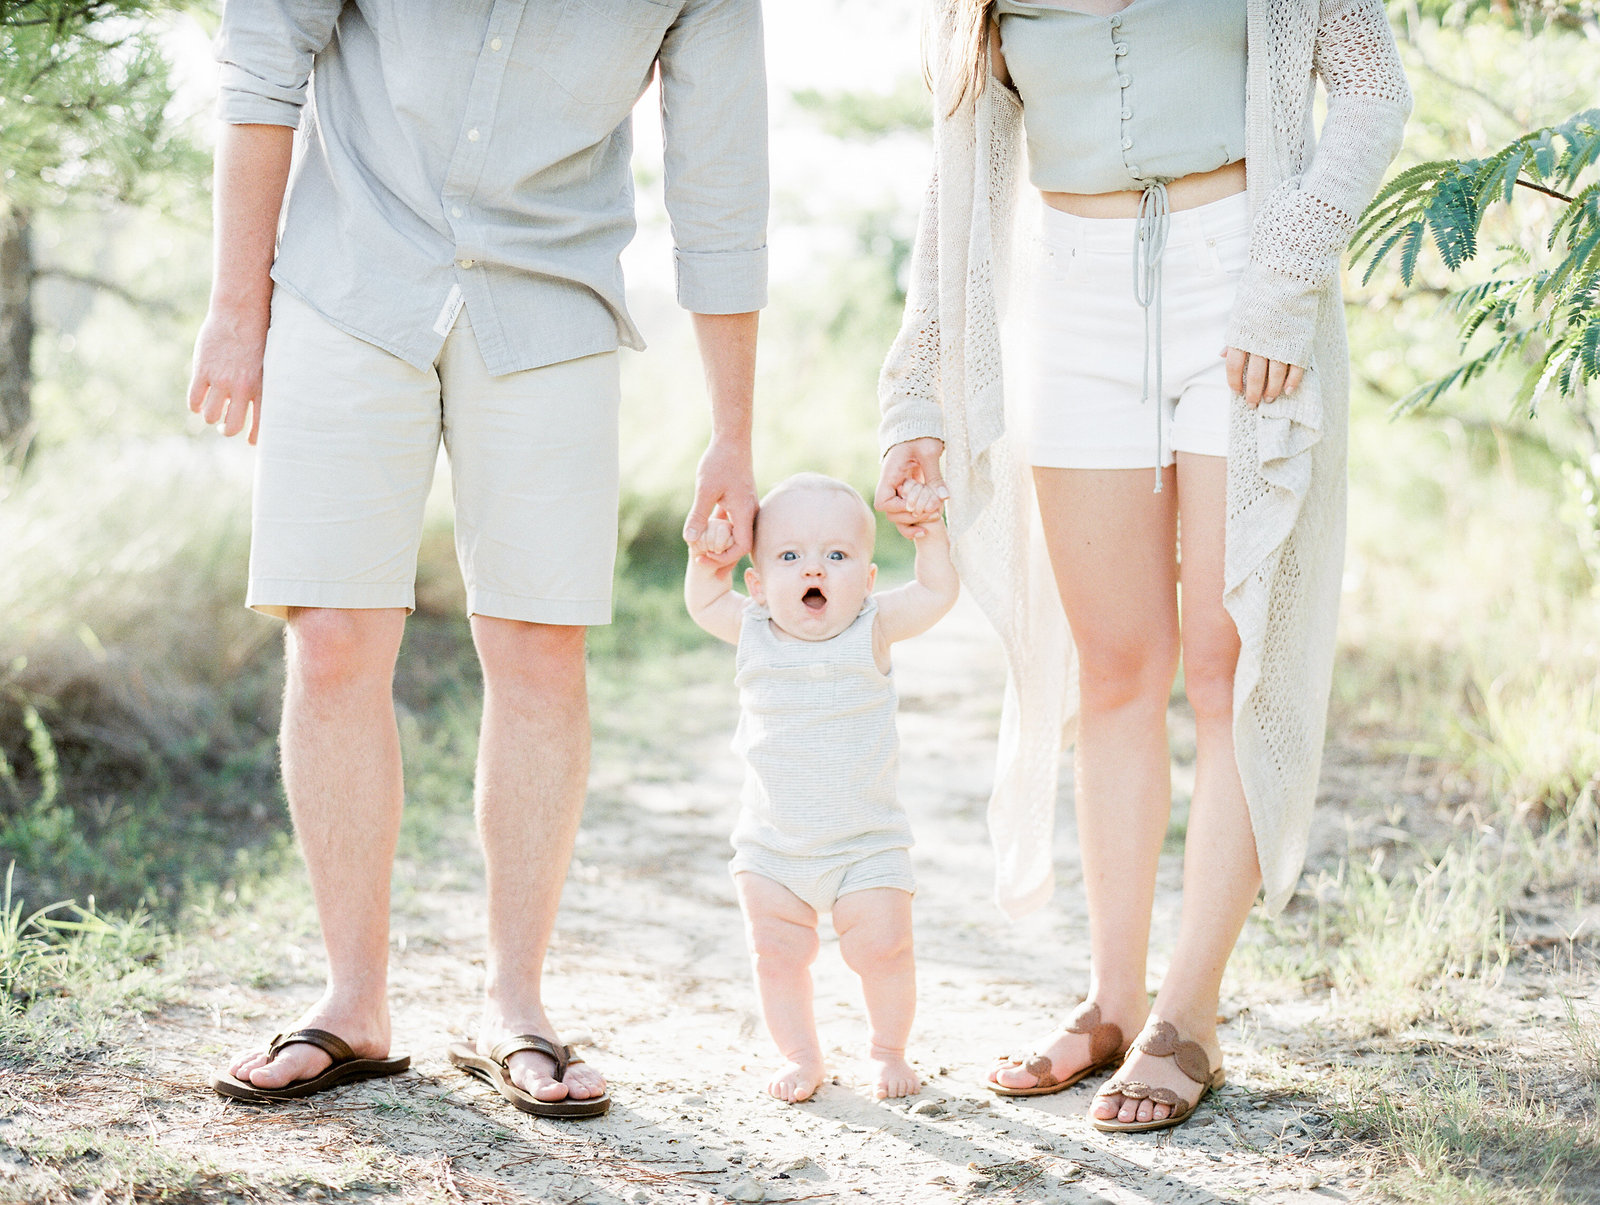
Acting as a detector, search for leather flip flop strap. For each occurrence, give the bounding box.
[490,1034,575,1081]
[267,1028,356,1065]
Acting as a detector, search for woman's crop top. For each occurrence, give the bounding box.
[994,0,1247,194]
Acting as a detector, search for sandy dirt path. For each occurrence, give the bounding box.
[90,597,1371,1205]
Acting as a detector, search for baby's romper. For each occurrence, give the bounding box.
[729,597,915,913]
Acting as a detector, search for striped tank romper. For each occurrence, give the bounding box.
[728,597,916,914]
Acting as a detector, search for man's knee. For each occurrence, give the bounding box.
[473,617,587,698]
[285,607,405,694]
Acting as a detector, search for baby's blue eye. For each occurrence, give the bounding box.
[828,551,845,561]
[780,551,798,561]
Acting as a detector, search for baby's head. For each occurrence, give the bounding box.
[746,473,877,641]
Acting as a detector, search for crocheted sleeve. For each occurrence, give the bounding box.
[1225,0,1412,368]
[878,156,948,451]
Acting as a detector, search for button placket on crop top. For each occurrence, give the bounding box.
[993,0,1246,194]
[995,0,1247,486]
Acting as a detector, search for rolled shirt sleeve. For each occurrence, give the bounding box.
[657,0,769,314]
[215,0,343,128]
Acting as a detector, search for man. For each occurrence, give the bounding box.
[189,0,766,1116]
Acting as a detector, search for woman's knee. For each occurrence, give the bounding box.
[1181,636,1239,722]
[1076,634,1179,714]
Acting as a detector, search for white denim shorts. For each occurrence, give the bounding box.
[1019,191,1252,468]
[248,290,621,625]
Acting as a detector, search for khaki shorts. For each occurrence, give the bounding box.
[248,290,620,624]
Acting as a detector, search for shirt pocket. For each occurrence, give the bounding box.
[536,0,679,107]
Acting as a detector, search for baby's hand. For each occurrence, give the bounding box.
[691,516,736,561]
[897,479,945,522]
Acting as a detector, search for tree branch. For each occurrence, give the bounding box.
[1514,177,1576,204]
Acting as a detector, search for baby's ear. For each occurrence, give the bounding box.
[744,566,764,603]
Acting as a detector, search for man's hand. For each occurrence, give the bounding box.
[1223,346,1305,407]
[875,437,948,539]
[683,436,757,568]
[187,122,294,445]
[690,512,737,563]
[189,301,271,444]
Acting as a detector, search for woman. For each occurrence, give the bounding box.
[875,0,1410,1131]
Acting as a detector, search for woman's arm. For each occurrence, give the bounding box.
[1225,0,1412,375]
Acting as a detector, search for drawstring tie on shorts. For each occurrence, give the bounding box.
[1133,180,1170,494]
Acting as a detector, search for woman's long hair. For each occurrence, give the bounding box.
[934,0,996,115]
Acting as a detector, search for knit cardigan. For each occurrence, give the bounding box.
[879,0,1412,918]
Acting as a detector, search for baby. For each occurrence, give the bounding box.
[685,473,957,1102]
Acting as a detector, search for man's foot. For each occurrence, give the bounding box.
[987,1000,1141,1095]
[1091,1021,1223,1128]
[767,1056,826,1103]
[479,1015,607,1104]
[226,999,392,1090]
[870,1045,919,1099]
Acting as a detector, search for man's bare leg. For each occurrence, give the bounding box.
[471,616,606,1103]
[228,606,407,1088]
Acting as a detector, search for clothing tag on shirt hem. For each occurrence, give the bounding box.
[432,284,465,337]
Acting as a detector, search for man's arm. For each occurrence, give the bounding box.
[683,310,759,565]
[658,0,767,565]
[187,123,294,444]
[875,518,959,645]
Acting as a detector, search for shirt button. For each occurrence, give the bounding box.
[1121,107,1133,120]
[466,128,480,142]
[1118,74,1132,88]
[1108,13,1122,27]
[489,37,503,51]
[1128,165,1141,176]
[1114,42,1128,55]
[456,258,476,269]
[451,206,463,218]
[1122,137,1134,150]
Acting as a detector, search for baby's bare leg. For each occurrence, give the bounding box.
[734,872,826,1103]
[833,888,919,1099]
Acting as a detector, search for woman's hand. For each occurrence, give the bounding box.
[875,437,948,539]
[1223,347,1304,407]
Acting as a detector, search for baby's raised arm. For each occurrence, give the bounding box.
[874,516,959,645]
[685,516,745,645]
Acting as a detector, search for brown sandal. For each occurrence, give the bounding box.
[1091,1020,1226,1132]
[448,1034,611,1119]
[986,1002,1126,1098]
[210,1028,410,1103]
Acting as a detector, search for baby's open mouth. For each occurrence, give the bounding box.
[802,587,827,612]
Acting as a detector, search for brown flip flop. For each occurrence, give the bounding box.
[1091,1020,1226,1132]
[987,1002,1126,1098]
[448,1034,611,1119]
[210,1027,410,1103]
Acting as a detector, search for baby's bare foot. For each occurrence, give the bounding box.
[870,1045,920,1099]
[768,1057,826,1103]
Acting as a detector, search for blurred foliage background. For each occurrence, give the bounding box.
[0,0,1596,928]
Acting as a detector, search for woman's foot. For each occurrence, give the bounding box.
[870,1044,920,1099]
[767,1054,826,1103]
[1092,1019,1223,1128]
[987,1000,1142,1095]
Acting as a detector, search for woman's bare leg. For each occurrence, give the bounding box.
[1093,452,1261,1125]
[991,466,1178,1090]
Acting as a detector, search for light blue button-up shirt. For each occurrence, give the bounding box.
[216,0,769,375]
